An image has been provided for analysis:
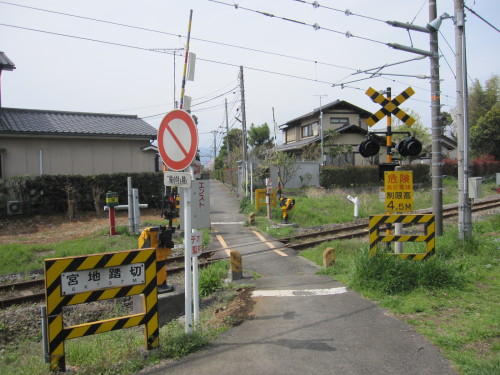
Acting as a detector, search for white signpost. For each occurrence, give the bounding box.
[158,109,199,334]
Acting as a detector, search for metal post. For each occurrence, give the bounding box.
[184,166,193,333]
[429,0,444,236]
[454,0,472,239]
[192,228,199,325]
[132,188,140,234]
[109,207,116,236]
[127,177,134,233]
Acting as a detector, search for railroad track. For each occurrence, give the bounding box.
[2,196,499,309]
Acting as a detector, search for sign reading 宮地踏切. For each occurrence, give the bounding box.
[384,170,413,212]
[61,264,145,295]
[164,171,192,188]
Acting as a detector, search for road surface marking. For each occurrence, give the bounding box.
[252,230,288,257]
[252,287,347,298]
[216,234,231,256]
[211,222,245,225]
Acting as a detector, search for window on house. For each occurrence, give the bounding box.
[330,117,349,125]
[286,129,296,143]
[301,124,313,138]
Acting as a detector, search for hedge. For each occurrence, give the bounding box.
[2,172,164,217]
[319,164,431,189]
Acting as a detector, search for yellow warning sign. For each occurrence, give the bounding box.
[384,170,413,212]
[365,87,416,127]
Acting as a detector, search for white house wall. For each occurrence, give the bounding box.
[0,137,156,178]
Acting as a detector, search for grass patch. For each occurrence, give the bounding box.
[199,260,230,297]
[300,214,500,375]
[0,227,138,276]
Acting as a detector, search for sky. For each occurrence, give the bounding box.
[1,0,499,166]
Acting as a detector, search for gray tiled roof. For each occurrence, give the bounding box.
[0,108,157,139]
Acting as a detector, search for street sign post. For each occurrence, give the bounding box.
[158,109,199,333]
[158,109,198,171]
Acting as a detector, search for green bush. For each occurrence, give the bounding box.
[4,172,164,216]
[199,261,230,297]
[351,251,468,294]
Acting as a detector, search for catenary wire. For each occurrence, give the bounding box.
[208,0,388,45]
[464,4,500,33]
[0,0,355,72]
[290,0,387,24]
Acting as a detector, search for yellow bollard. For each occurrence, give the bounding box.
[322,247,335,267]
[230,250,243,281]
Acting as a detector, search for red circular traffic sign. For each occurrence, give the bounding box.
[158,109,198,171]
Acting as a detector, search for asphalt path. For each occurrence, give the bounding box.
[141,180,456,375]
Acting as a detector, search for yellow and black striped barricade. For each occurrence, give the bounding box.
[44,248,158,372]
[369,214,435,260]
[255,189,277,212]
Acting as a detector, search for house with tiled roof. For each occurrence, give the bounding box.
[0,107,159,179]
[277,100,388,166]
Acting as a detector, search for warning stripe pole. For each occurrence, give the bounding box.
[179,9,193,110]
[385,87,392,244]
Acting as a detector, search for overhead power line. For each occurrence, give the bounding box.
[464,5,500,33]
[289,0,386,23]
[208,0,387,45]
[0,23,337,86]
[0,0,355,72]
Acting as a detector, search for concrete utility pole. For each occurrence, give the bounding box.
[429,0,444,236]
[454,0,472,239]
[211,130,218,160]
[314,94,328,165]
[386,1,446,236]
[225,98,230,153]
[239,65,249,197]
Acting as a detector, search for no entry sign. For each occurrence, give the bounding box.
[158,109,198,171]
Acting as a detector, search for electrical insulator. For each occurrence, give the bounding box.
[397,136,422,157]
[358,136,380,157]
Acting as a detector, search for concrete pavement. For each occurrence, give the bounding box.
[141,180,456,375]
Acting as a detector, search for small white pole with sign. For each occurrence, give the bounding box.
[158,109,198,334]
[191,229,202,323]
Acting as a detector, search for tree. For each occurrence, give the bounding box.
[391,110,431,158]
[469,75,500,158]
[259,151,300,190]
[248,123,273,148]
[470,105,500,159]
[248,123,274,161]
[214,128,243,169]
[323,130,352,165]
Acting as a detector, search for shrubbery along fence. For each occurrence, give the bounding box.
[1,172,164,217]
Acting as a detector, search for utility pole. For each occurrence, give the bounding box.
[239,66,248,197]
[454,0,472,239]
[210,130,218,160]
[385,4,455,237]
[314,94,328,165]
[429,0,444,236]
[225,98,230,154]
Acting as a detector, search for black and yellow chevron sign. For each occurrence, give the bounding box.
[44,248,158,372]
[365,87,416,127]
[368,214,435,260]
